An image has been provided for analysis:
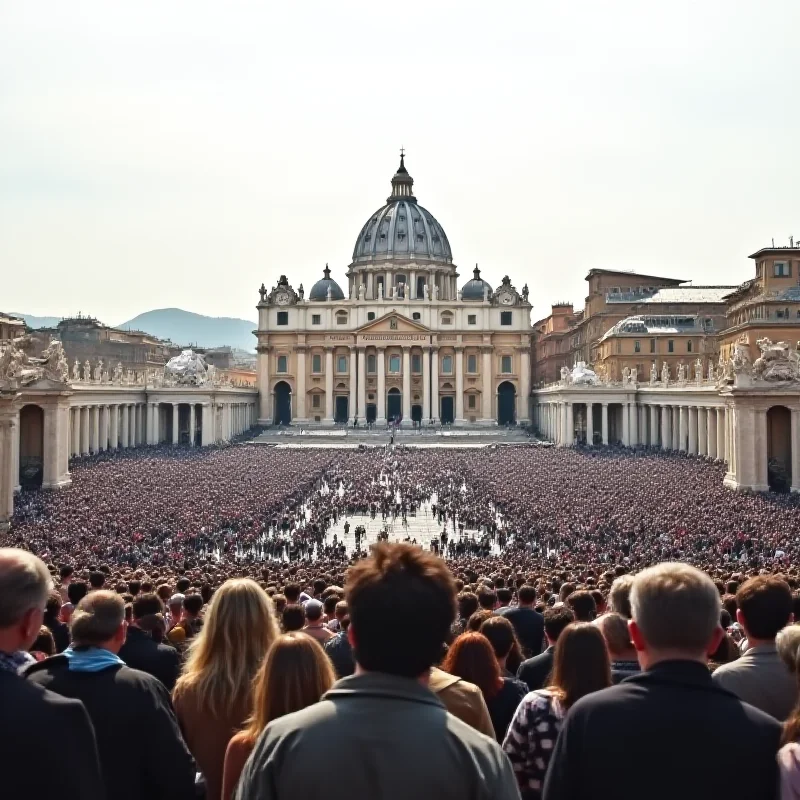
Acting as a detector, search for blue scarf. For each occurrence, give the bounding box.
[62,646,125,673]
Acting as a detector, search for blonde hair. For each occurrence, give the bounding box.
[245,632,335,740]
[173,578,278,718]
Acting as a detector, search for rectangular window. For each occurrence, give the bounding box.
[336,314,347,325]
[501,355,512,373]
[312,394,320,408]
[277,355,287,373]
[337,355,347,373]
[389,355,401,373]
[367,312,375,321]
[774,261,790,277]
[650,338,656,353]
[412,354,421,373]
[668,340,674,353]
[500,311,512,326]
[468,395,476,410]
[467,354,477,373]
[412,312,421,321]
[311,314,321,325]
[468,314,477,325]
[634,340,641,353]
[367,354,376,373]
[441,355,453,374]
[312,354,322,373]
[687,340,693,353]
[277,311,288,326]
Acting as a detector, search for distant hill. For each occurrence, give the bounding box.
[12,312,63,329]
[118,308,257,352]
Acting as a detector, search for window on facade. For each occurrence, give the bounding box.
[501,355,512,373]
[467,354,477,373]
[312,394,320,408]
[668,340,674,353]
[367,354,376,373]
[650,338,656,353]
[774,261,791,277]
[311,314,321,325]
[277,311,288,326]
[634,340,641,353]
[468,314,477,325]
[616,342,621,354]
[441,355,453,374]
[277,355,288,373]
[367,311,375,321]
[441,313,453,325]
[389,355,401,373]
[687,340,692,353]
[337,355,347,373]
[500,311,512,326]
[312,354,322,373]
[412,354,421,373]
[336,312,347,325]
[468,395,476,410]
[412,312,421,320]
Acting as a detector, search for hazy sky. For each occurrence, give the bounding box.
[2,1,799,326]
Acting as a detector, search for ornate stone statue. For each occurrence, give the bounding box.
[113,362,123,384]
[82,360,91,382]
[164,349,211,386]
[93,359,103,382]
[661,362,670,384]
[259,283,267,302]
[0,339,70,387]
[522,284,529,302]
[571,362,600,385]
[433,284,439,300]
[752,338,800,382]
[650,362,658,385]
[358,284,365,301]
[731,341,752,375]
[72,359,80,382]
[708,361,715,382]
[677,362,686,383]
[630,367,638,385]
[560,365,570,384]
[298,284,304,300]
[423,284,429,300]
[694,358,703,384]
[622,366,631,385]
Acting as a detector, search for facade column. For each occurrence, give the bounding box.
[129,405,137,447]
[454,347,464,425]
[697,408,707,456]
[402,347,412,424]
[120,404,129,448]
[90,406,99,453]
[792,410,800,492]
[80,406,90,455]
[0,416,15,530]
[99,405,108,451]
[145,403,153,445]
[482,348,493,423]
[422,348,431,424]
[201,404,213,446]
[601,403,609,445]
[72,407,81,456]
[189,404,196,446]
[348,346,357,424]
[621,403,629,446]
[707,407,717,459]
[109,405,119,449]
[649,405,658,447]
[717,407,726,462]
[324,348,334,423]
[672,407,680,451]
[661,405,671,450]
[296,347,307,423]
[518,348,531,424]
[585,402,594,446]
[257,345,271,424]
[629,402,638,447]
[565,402,574,446]
[430,349,439,424]
[377,347,387,424]
[357,348,367,423]
[688,407,698,455]
[172,404,179,445]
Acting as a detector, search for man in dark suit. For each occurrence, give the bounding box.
[0,548,104,800]
[118,593,180,690]
[543,563,782,800]
[497,584,545,658]
[517,605,574,691]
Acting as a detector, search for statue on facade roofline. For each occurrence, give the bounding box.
[522,284,529,303]
[630,367,638,385]
[694,358,703,384]
[259,283,267,302]
[661,362,670,384]
[113,362,123,384]
[298,284,304,300]
[650,362,658,385]
[708,361,716,382]
[572,361,599,385]
[72,359,80,382]
[93,359,103,382]
[752,338,800,382]
[677,362,686,383]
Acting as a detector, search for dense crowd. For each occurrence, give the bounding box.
[5,443,800,799]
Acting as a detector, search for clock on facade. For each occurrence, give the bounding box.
[274,291,291,306]
[498,292,514,305]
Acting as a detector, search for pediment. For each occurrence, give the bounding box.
[356,310,431,334]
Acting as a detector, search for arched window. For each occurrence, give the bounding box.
[441,312,453,325]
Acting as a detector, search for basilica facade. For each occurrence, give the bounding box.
[255,156,533,427]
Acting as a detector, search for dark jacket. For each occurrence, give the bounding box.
[497,606,545,658]
[235,672,520,800]
[25,654,196,800]
[118,625,181,691]
[543,660,781,800]
[0,669,105,800]
[44,615,71,653]
[323,629,355,678]
[517,646,554,692]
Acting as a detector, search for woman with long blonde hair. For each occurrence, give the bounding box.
[221,632,336,799]
[172,579,279,800]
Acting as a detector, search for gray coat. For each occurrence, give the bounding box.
[235,672,520,800]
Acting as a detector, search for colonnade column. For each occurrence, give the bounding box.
[130,405,137,447]
[189,404,196,446]
[621,403,629,446]
[718,407,727,463]
[145,404,153,445]
[80,406,90,455]
[677,406,687,452]
[688,407,698,455]
[454,347,464,425]
[482,348,493,423]
[792,409,800,492]
[565,402,574,446]
[257,345,271,424]
[72,408,81,456]
[0,416,15,530]
[324,349,334,423]
[201,404,213,446]
[697,408,707,456]
[357,348,367,423]
[649,405,659,447]
[377,347,387,424]
[109,405,119,449]
[172,404,179,445]
[585,402,594,446]
[422,349,431,424]
[430,348,438,424]
[89,406,99,453]
[661,406,671,450]
[348,346,357,424]
[99,405,108,451]
[672,407,680,451]
[601,403,609,445]
[629,402,638,447]
[707,407,717,459]
[119,405,129,448]
[296,347,307,423]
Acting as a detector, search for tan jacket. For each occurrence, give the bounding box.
[429,666,495,738]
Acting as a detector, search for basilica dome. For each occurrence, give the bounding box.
[309,265,345,301]
[461,265,492,301]
[351,155,453,266]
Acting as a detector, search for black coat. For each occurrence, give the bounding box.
[497,606,545,658]
[118,626,181,691]
[543,660,782,800]
[517,646,554,692]
[0,669,105,800]
[25,655,196,800]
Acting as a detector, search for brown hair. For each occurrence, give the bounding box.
[441,632,501,700]
[549,622,611,709]
[479,615,524,672]
[736,576,792,640]
[244,632,335,740]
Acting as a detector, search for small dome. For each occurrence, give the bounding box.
[309,265,345,302]
[461,265,492,300]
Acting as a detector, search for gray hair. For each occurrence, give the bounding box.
[70,590,125,645]
[777,624,800,673]
[0,548,53,628]
[630,563,720,653]
[608,574,635,619]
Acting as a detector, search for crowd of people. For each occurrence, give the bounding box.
[4,441,800,798]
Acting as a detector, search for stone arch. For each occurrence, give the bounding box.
[497,381,516,425]
[19,404,44,488]
[273,380,292,425]
[767,405,792,492]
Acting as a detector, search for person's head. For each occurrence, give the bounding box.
[466,609,494,632]
[156,584,172,603]
[59,565,74,584]
[566,590,597,622]
[596,612,635,660]
[127,580,141,597]
[168,594,184,620]
[174,578,279,718]
[346,543,456,678]
[608,574,634,619]
[67,580,88,606]
[558,582,576,603]
[88,571,105,591]
[0,548,53,653]
[175,577,191,594]
[629,563,723,668]
[304,599,324,623]
[550,622,612,709]
[272,594,287,615]
[544,605,575,646]
[334,600,348,621]
[476,587,497,611]
[70,591,126,652]
[778,625,800,745]
[30,625,55,657]
[457,591,479,620]
[245,632,336,739]
[517,584,537,607]
[131,593,164,622]
[496,588,513,608]
[479,615,522,671]
[735,576,793,643]
[282,603,305,632]
[590,589,606,615]
[284,582,301,603]
[183,594,204,618]
[441,632,501,699]
[322,594,340,618]
[44,591,62,622]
